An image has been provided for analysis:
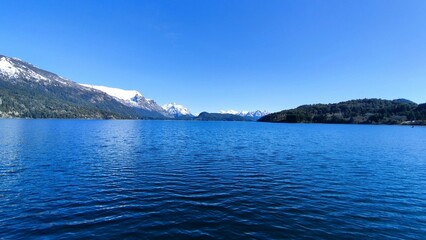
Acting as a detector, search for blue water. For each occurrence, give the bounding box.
[1,120,426,239]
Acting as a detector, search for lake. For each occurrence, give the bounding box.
[0,120,425,239]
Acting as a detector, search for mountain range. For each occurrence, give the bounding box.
[2,54,425,124]
[0,54,263,121]
[80,84,170,117]
[0,55,162,119]
[219,110,269,120]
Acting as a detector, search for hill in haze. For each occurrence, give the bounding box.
[259,98,426,125]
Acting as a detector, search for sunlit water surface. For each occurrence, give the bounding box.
[1,120,425,239]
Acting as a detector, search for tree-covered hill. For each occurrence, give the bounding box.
[259,99,426,125]
[193,112,250,121]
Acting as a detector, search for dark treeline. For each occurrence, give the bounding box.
[193,112,249,121]
[0,80,164,119]
[259,99,426,125]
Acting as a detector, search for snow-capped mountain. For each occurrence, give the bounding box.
[0,54,267,121]
[162,102,193,118]
[79,84,142,104]
[80,84,168,116]
[219,110,270,120]
[0,54,168,119]
[219,110,240,115]
[241,110,270,119]
[0,55,70,85]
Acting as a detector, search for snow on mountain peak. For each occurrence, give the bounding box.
[220,109,270,119]
[0,56,49,81]
[79,83,168,116]
[0,57,20,77]
[219,109,239,115]
[162,102,192,117]
[80,84,143,103]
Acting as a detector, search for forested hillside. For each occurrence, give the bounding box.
[259,99,426,125]
[0,55,166,119]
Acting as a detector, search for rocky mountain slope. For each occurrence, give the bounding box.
[81,84,169,117]
[162,102,193,118]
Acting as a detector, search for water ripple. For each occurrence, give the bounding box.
[0,120,425,239]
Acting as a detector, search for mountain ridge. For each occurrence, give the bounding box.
[0,55,167,119]
[162,102,193,118]
[219,110,269,120]
[80,84,169,117]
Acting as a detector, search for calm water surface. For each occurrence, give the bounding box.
[0,120,425,239]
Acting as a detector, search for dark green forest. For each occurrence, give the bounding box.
[0,80,165,119]
[194,112,249,121]
[259,99,426,125]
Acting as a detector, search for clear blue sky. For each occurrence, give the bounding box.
[1,0,425,113]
